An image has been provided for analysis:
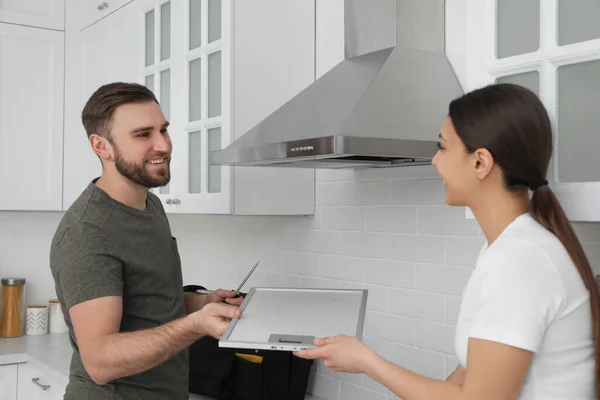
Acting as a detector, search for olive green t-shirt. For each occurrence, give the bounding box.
[50,180,189,400]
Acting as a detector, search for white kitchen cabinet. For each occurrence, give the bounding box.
[70,0,134,31]
[142,0,315,215]
[62,0,315,215]
[0,23,64,211]
[62,0,145,209]
[0,364,17,400]
[16,363,66,400]
[466,0,600,221]
[0,0,65,31]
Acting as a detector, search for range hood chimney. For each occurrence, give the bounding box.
[211,0,464,169]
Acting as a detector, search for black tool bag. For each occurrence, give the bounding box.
[184,285,315,400]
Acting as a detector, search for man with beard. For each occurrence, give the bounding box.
[49,82,242,400]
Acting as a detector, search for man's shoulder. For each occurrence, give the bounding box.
[146,191,164,212]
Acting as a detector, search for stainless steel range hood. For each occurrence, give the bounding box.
[211,0,464,169]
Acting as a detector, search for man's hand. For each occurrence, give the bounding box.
[188,302,242,339]
[207,289,244,306]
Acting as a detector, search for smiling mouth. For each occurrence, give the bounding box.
[146,157,169,166]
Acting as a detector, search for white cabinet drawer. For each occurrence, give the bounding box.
[69,0,134,31]
[17,363,66,400]
[0,0,65,30]
[0,364,17,400]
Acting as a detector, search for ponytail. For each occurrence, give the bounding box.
[531,185,600,398]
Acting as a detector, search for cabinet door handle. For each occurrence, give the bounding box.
[166,199,173,204]
[173,199,181,205]
[31,377,51,391]
[97,2,108,10]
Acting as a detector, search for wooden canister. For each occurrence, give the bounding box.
[0,278,26,337]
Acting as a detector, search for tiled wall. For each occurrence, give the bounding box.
[2,1,600,400]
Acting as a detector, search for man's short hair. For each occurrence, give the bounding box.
[81,82,159,139]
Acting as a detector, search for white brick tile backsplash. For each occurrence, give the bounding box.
[390,289,446,323]
[417,207,481,236]
[363,376,396,397]
[446,296,463,326]
[322,207,366,231]
[278,251,320,276]
[355,167,417,181]
[343,231,391,258]
[416,321,456,354]
[365,311,416,346]
[446,237,485,266]
[316,169,355,182]
[391,234,446,263]
[343,281,390,312]
[390,343,447,381]
[345,180,391,206]
[365,260,416,289]
[319,362,364,385]
[363,335,391,360]
[391,179,447,206]
[297,276,344,289]
[316,182,346,206]
[341,382,389,400]
[417,263,472,295]
[319,255,366,282]
[446,355,460,376]
[366,207,418,233]
[308,373,340,400]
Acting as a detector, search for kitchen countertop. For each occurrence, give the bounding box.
[0,333,323,400]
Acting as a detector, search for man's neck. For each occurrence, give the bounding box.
[95,173,148,210]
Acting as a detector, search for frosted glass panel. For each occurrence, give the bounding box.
[208,127,221,193]
[189,58,202,121]
[159,183,170,194]
[189,131,202,193]
[160,2,171,61]
[496,0,540,58]
[145,74,154,92]
[496,71,540,97]
[145,9,155,66]
[558,0,600,45]
[557,60,600,182]
[189,0,202,50]
[160,69,170,120]
[208,0,221,43]
[208,51,221,118]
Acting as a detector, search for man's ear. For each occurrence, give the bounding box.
[472,147,495,181]
[90,134,113,162]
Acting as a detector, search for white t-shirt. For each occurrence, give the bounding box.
[455,213,596,400]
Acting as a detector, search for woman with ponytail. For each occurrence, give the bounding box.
[296,83,598,400]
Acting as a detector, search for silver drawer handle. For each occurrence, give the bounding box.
[97,2,108,10]
[31,377,51,391]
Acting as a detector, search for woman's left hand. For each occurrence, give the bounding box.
[294,335,379,374]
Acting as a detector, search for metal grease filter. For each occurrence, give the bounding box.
[228,288,365,342]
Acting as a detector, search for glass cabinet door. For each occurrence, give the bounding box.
[179,0,231,214]
[142,0,173,197]
[468,0,600,220]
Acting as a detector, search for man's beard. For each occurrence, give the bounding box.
[113,146,171,189]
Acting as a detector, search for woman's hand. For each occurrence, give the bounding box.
[294,335,381,374]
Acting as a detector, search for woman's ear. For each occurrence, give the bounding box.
[472,148,494,181]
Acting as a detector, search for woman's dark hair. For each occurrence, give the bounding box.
[449,82,600,397]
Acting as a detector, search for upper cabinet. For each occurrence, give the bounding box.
[0,0,65,30]
[62,0,143,209]
[0,22,64,211]
[467,0,600,221]
[70,0,135,31]
[62,0,315,215]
